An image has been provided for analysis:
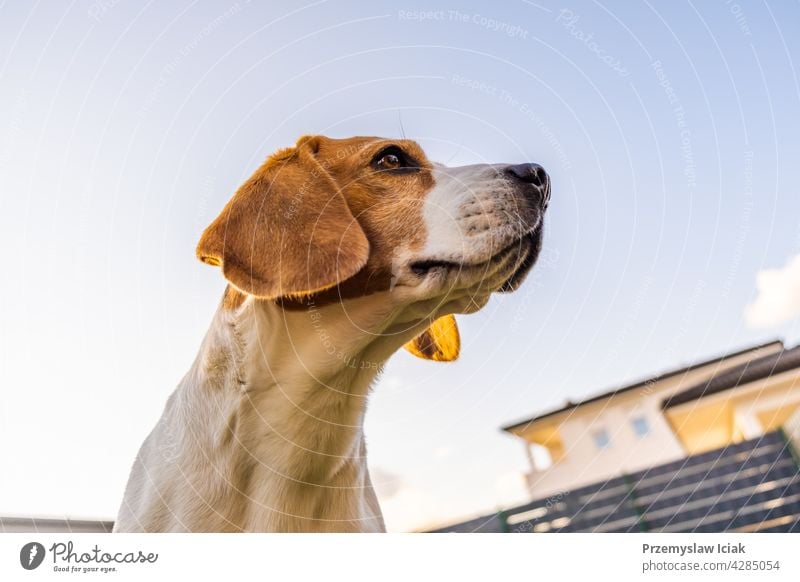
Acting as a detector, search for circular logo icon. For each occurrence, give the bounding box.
[20,542,46,570]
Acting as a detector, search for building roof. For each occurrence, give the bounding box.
[661,344,800,409]
[501,339,783,433]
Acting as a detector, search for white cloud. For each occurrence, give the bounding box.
[745,255,800,328]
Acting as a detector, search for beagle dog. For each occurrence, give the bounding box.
[114,135,550,532]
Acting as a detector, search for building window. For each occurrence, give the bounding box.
[631,416,650,437]
[592,429,611,449]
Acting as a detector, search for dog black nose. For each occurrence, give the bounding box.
[505,163,550,208]
[505,163,549,189]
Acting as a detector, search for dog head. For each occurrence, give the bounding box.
[197,135,549,361]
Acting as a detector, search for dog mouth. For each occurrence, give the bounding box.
[497,226,543,292]
[409,225,542,291]
[410,241,519,276]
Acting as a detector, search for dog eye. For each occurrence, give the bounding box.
[378,153,402,169]
[372,146,414,171]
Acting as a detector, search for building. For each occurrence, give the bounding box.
[430,340,800,532]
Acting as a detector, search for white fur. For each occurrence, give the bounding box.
[114,291,441,532]
[421,164,535,266]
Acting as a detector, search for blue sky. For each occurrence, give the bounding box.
[1,0,799,531]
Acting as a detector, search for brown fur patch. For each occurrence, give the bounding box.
[223,285,247,310]
[198,135,436,301]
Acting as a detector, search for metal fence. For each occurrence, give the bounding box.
[430,430,800,533]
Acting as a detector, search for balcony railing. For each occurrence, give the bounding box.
[429,429,800,533]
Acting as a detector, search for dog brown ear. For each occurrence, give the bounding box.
[197,137,370,299]
[404,315,460,362]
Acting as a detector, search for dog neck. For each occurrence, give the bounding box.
[180,287,428,532]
